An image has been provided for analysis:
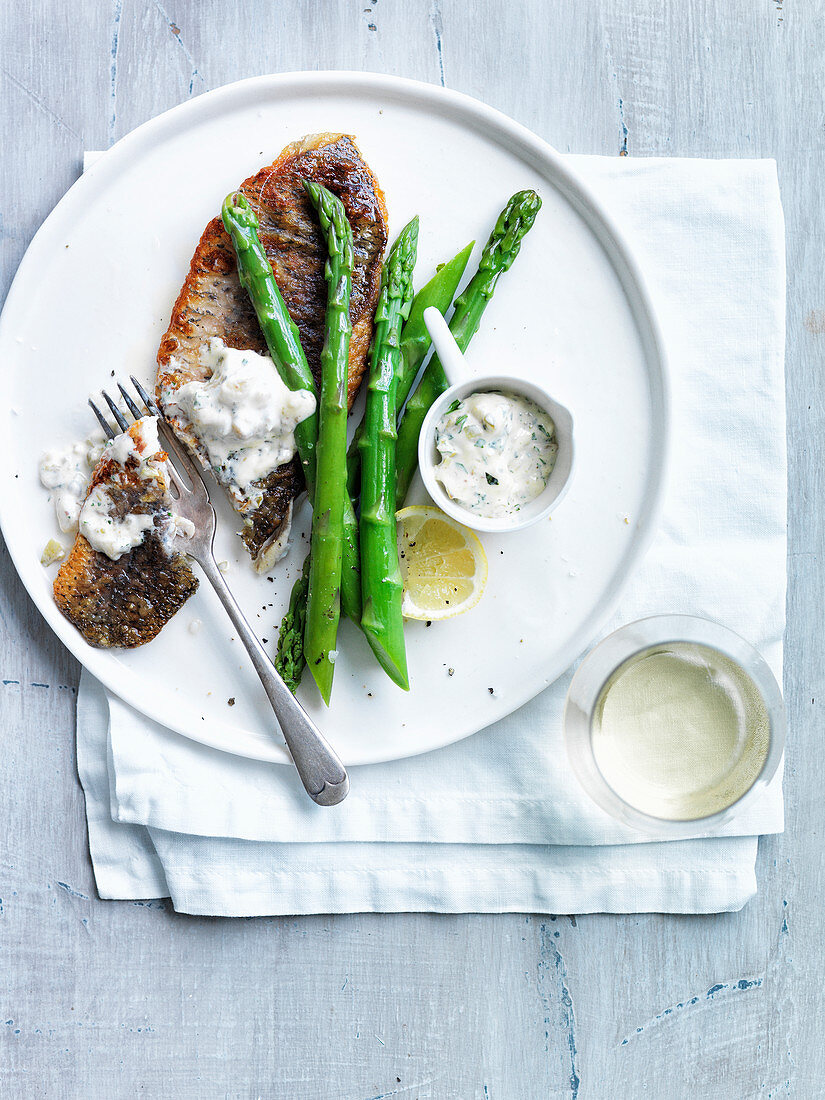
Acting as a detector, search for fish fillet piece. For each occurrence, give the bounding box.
[54,419,198,648]
[156,133,388,569]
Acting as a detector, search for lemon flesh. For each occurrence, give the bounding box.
[396,506,488,621]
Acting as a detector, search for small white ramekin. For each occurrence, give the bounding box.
[417,374,575,534]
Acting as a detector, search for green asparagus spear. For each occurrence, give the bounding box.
[275,553,311,692]
[277,239,470,694]
[275,470,361,696]
[340,491,362,622]
[359,217,419,689]
[221,192,318,494]
[301,181,352,704]
[345,240,474,500]
[223,188,362,670]
[395,190,542,505]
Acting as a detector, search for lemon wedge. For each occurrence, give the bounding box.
[396,505,488,621]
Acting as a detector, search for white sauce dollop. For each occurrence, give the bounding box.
[106,415,161,467]
[78,484,156,560]
[434,391,557,518]
[76,417,167,561]
[39,417,193,563]
[166,339,315,498]
[39,431,108,534]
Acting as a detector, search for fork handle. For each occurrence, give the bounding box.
[198,555,350,806]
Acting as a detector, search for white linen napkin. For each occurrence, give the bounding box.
[76,154,786,915]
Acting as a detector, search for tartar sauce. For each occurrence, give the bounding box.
[77,417,169,561]
[434,390,557,518]
[39,432,107,534]
[40,417,193,562]
[78,484,156,560]
[166,338,315,501]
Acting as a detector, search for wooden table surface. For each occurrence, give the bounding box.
[1,2,821,1096]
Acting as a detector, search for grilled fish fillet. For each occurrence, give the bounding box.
[54,419,198,648]
[156,133,388,570]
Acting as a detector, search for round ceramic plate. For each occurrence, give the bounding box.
[0,72,668,766]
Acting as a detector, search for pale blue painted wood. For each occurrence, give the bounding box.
[0,1,819,1096]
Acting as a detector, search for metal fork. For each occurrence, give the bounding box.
[89,378,350,807]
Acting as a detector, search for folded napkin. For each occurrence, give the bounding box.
[77,154,786,916]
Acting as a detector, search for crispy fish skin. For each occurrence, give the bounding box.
[54,425,198,648]
[156,133,388,566]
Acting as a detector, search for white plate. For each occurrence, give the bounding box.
[0,72,668,766]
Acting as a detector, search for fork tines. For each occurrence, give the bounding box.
[88,376,205,501]
[89,377,162,440]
